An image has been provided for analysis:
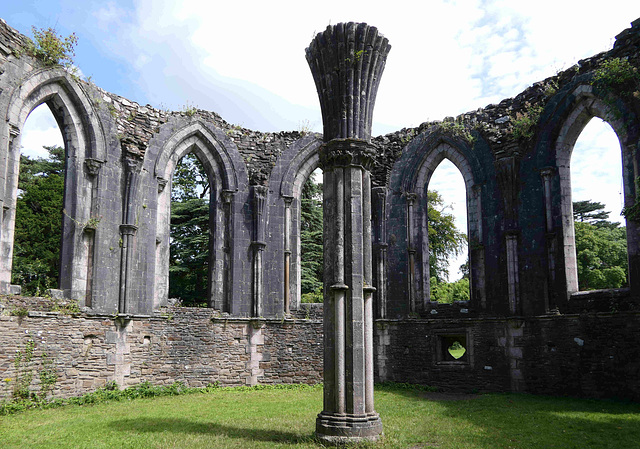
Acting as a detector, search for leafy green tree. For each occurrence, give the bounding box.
[169,153,210,306]
[428,190,468,283]
[12,146,65,295]
[300,172,323,303]
[430,277,470,303]
[573,200,628,290]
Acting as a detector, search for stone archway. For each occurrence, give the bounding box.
[2,68,106,302]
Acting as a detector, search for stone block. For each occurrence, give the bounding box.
[46,289,65,300]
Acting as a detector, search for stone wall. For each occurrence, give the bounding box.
[0,296,323,400]
[3,294,638,402]
[376,306,640,400]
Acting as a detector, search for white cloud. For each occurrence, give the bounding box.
[20,105,63,158]
[572,119,625,220]
[92,2,128,31]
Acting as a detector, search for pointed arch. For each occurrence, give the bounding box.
[1,68,106,302]
[153,121,246,310]
[266,135,322,313]
[543,84,639,297]
[154,120,241,192]
[387,130,485,313]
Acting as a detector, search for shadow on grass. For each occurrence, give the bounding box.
[109,418,315,445]
[377,386,640,448]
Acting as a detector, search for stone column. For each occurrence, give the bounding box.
[306,21,390,444]
[496,155,521,314]
[251,185,268,317]
[470,184,486,310]
[541,167,558,312]
[372,187,387,318]
[283,196,293,315]
[221,189,235,313]
[405,193,417,312]
[118,151,142,315]
[0,125,21,294]
[83,158,104,308]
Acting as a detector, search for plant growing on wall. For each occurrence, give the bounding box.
[510,103,543,141]
[27,27,78,68]
[591,57,640,97]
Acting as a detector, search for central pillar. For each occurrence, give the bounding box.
[306,22,390,444]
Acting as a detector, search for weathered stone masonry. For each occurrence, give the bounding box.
[1,18,640,401]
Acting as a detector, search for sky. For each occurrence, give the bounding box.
[3,0,638,280]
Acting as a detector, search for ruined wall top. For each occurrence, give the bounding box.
[0,19,307,186]
[2,17,640,187]
[369,17,640,187]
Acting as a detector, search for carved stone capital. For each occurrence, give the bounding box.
[405,192,418,205]
[157,177,168,193]
[85,158,104,176]
[540,167,556,179]
[306,22,391,142]
[252,185,268,214]
[282,195,294,206]
[319,138,377,170]
[8,124,20,146]
[119,224,138,236]
[251,241,267,250]
[123,155,142,174]
[221,189,235,204]
[9,124,20,139]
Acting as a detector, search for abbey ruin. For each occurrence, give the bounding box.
[1,16,640,426]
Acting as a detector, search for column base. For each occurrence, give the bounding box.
[316,411,383,443]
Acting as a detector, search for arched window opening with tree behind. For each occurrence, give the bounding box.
[169,152,211,306]
[300,168,323,303]
[571,119,627,291]
[12,104,65,295]
[428,159,468,303]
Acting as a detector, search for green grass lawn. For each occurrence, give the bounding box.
[1,384,639,449]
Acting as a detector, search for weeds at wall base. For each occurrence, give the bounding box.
[0,380,324,416]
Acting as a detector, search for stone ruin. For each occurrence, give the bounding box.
[1,15,640,440]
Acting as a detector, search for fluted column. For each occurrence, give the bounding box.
[306,21,389,444]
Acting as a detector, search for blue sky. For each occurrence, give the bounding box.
[3,1,637,279]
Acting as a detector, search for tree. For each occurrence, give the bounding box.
[169,153,210,306]
[573,200,628,290]
[430,277,470,303]
[573,200,613,226]
[12,146,65,295]
[300,172,323,302]
[427,190,467,283]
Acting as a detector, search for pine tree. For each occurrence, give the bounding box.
[300,172,323,302]
[12,146,65,295]
[169,153,210,306]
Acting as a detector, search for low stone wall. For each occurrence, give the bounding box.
[3,296,640,402]
[0,297,323,401]
[376,311,640,400]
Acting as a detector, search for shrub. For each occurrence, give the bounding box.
[28,27,78,68]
